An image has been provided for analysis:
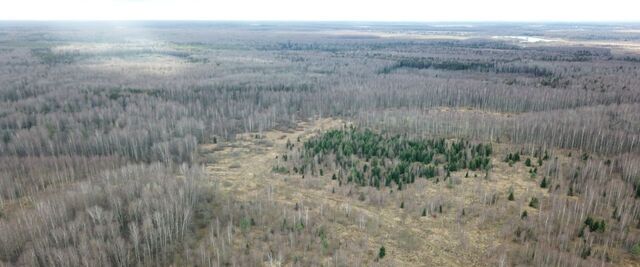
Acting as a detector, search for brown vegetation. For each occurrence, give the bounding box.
[1,21,640,266]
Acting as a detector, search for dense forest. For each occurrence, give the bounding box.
[1,21,640,266]
[280,127,492,188]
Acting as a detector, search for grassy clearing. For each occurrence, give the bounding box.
[199,117,559,266]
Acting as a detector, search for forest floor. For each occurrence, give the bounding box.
[199,117,550,266]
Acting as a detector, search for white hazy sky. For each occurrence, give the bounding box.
[1,0,639,21]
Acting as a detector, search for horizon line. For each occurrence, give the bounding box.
[1,19,640,24]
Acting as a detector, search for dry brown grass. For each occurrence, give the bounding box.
[198,118,603,266]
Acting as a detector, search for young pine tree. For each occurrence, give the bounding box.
[525,158,532,167]
[540,177,548,188]
[529,197,539,209]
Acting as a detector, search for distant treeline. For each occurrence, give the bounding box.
[380,57,556,78]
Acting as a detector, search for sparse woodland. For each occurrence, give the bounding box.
[1,22,640,266]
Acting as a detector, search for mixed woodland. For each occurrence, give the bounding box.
[1,22,640,266]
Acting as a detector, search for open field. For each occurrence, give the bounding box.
[198,117,533,266]
[1,22,640,266]
[196,116,640,266]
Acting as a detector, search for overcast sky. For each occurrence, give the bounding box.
[1,0,639,21]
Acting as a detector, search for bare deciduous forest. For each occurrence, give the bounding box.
[1,21,640,266]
